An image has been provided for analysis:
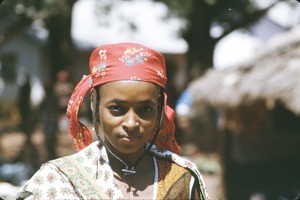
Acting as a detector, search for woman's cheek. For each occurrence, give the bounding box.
[144,121,157,134]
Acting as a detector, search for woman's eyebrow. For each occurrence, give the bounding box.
[138,100,157,105]
[108,99,157,104]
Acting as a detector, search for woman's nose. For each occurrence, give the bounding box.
[123,109,139,130]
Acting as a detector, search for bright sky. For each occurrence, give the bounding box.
[213,0,300,69]
[71,0,188,54]
[71,0,300,67]
[213,30,263,69]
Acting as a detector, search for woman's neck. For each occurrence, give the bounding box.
[110,153,154,181]
[104,140,145,166]
[103,142,152,177]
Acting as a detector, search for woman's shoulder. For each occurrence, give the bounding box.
[49,141,100,174]
[16,142,101,199]
[149,144,199,171]
[17,161,80,199]
[150,144,209,199]
[52,141,99,162]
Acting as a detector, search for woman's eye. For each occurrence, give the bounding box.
[139,106,153,114]
[108,105,122,113]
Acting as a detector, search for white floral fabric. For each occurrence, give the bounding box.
[17,142,209,199]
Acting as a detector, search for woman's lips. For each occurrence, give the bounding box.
[119,134,140,142]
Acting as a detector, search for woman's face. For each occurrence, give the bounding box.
[98,80,160,155]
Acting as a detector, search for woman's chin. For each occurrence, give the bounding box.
[115,143,144,155]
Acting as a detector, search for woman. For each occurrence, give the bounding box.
[17,43,209,199]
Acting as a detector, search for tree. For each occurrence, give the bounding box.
[1,0,297,83]
[0,0,77,79]
[157,0,294,84]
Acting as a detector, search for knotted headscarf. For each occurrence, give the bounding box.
[66,42,180,154]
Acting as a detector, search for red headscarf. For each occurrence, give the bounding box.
[66,42,180,154]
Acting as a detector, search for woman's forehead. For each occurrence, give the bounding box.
[100,80,160,91]
[99,80,160,100]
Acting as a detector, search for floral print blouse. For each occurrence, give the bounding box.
[17,142,209,199]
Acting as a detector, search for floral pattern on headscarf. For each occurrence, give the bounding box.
[67,42,180,154]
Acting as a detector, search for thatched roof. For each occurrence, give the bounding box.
[188,27,300,115]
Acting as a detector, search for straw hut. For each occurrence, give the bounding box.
[188,27,300,199]
[189,28,300,114]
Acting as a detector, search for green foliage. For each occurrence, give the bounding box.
[0,0,74,21]
[153,0,193,18]
[0,0,75,42]
[0,0,29,41]
[1,0,298,78]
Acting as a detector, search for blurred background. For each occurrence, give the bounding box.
[0,0,300,199]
